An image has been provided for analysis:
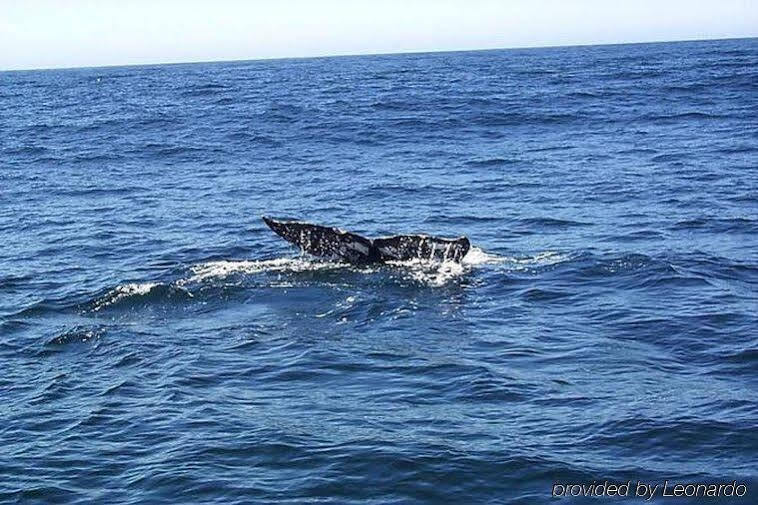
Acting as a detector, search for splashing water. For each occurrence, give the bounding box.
[181,257,352,285]
[462,246,508,266]
[91,282,161,311]
[84,247,563,315]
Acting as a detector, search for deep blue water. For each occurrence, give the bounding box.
[2,38,757,504]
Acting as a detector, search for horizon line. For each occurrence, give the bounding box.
[2,35,755,73]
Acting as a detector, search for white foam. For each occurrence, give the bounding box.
[420,261,465,287]
[181,257,348,284]
[509,250,569,266]
[462,247,568,267]
[386,258,466,286]
[462,246,507,265]
[92,282,159,311]
[315,294,358,318]
[177,246,566,289]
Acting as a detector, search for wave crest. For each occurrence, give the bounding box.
[181,258,351,284]
[79,246,541,314]
[88,282,193,312]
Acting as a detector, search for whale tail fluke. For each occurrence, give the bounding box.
[262,216,377,264]
[373,234,470,263]
[262,216,470,265]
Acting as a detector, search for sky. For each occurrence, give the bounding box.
[1,0,756,70]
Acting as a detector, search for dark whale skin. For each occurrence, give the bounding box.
[262,216,470,264]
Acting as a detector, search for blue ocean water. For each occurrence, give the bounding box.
[1,38,757,504]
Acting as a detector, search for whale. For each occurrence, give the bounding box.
[262,216,470,265]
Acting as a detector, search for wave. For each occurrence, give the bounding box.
[500,251,572,270]
[463,157,520,167]
[75,247,514,315]
[651,153,686,163]
[45,325,105,346]
[724,347,758,365]
[614,229,666,241]
[515,217,591,228]
[557,252,737,292]
[526,144,575,153]
[519,287,573,302]
[643,111,726,121]
[182,257,352,284]
[180,83,231,97]
[86,282,193,312]
[670,217,757,233]
[178,248,564,288]
[185,251,495,288]
[224,131,283,146]
[422,214,502,225]
[2,145,49,156]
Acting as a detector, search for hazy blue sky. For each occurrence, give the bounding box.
[1,0,756,70]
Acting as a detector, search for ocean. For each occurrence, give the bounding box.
[1,38,756,504]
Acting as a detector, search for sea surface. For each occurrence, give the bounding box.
[1,38,757,504]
